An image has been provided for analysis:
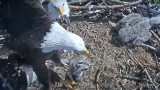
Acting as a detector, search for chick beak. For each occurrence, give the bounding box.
[63,80,78,90]
[57,7,63,16]
[81,48,89,56]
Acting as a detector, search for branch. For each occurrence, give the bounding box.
[127,49,156,89]
[68,0,91,4]
[69,0,142,10]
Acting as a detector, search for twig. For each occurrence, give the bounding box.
[84,1,93,7]
[101,0,107,5]
[94,69,101,90]
[127,49,142,68]
[150,30,160,43]
[68,0,90,4]
[71,9,103,17]
[119,81,127,90]
[0,73,13,90]
[69,0,142,10]
[127,49,156,89]
[94,67,103,90]
[106,20,117,30]
[120,75,150,83]
[153,51,160,71]
[140,43,157,51]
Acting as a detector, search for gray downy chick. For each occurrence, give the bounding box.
[61,55,90,82]
[117,13,160,51]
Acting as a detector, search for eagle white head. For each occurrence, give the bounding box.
[41,22,89,55]
[48,0,70,19]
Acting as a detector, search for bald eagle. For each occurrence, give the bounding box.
[0,0,89,89]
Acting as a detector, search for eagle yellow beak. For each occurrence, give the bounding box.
[57,7,64,16]
[81,48,89,56]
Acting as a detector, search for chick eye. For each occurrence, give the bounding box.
[78,61,83,64]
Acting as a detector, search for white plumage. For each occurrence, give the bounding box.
[41,22,89,55]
